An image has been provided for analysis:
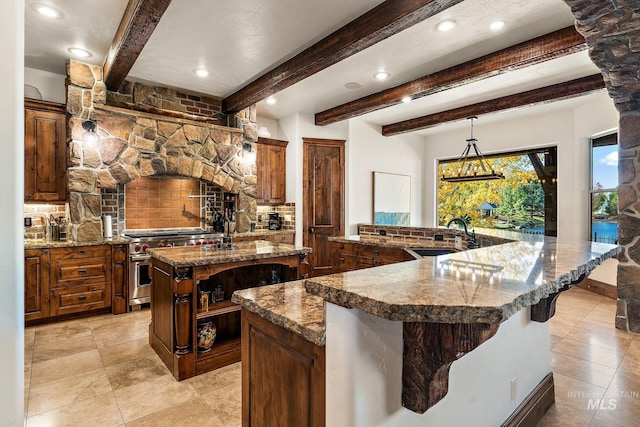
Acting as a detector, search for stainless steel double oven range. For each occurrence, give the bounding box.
[123,230,223,309]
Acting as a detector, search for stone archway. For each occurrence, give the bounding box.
[563,0,640,332]
[66,60,258,241]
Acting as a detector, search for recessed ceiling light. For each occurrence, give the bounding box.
[490,21,506,31]
[266,97,277,105]
[373,71,390,81]
[33,4,62,18]
[194,68,209,78]
[68,47,92,58]
[401,96,412,103]
[436,20,457,32]
[344,82,362,90]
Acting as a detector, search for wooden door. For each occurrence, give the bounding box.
[24,100,67,202]
[303,138,345,277]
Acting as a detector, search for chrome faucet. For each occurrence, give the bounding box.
[447,217,477,249]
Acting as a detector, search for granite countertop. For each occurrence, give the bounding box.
[148,240,311,267]
[232,281,325,346]
[234,229,295,238]
[329,236,457,249]
[305,237,620,324]
[24,237,130,249]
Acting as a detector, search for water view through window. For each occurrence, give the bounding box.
[590,133,618,244]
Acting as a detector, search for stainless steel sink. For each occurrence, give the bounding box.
[411,248,457,257]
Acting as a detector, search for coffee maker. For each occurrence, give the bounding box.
[268,212,282,230]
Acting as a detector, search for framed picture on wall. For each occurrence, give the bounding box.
[373,171,411,226]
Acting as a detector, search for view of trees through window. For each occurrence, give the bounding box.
[438,151,548,234]
[591,132,618,244]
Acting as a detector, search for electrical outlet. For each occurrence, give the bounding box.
[434,234,444,241]
[379,230,387,236]
[510,377,517,401]
[284,214,292,221]
[24,217,32,227]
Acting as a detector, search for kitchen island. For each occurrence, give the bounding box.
[147,240,311,380]
[234,236,620,426]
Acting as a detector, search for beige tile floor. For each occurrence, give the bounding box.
[24,287,640,426]
[24,308,241,426]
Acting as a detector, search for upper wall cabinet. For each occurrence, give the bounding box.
[256,137,288,205]
[24,99,67,202]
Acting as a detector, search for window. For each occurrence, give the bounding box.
[437,147,556,235]
[590,132,618,244]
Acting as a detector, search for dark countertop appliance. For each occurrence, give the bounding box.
[268,212,282,230]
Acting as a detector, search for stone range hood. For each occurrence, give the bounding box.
[66,60,258,241]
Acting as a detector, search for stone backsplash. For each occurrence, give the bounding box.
[357,224,513,249]
[66,60,259,241]
[256,204,296,231]
[24,203,67,240]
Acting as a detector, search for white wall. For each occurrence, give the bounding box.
[326,304,550,426]
[1,1,24,425]
[24,67,66,103]
[347,119,424,235]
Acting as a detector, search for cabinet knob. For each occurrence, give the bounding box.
[78,250,87,255]
[374,250,380,255]
[78,269,87,275]
[340,244,345,249]
[77,295,87,300]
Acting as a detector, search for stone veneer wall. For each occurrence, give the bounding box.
[66,60,258,241]
[563,0,640,332]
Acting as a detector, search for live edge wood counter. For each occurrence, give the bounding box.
[147,240,311,381]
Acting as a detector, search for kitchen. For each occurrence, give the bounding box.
[3,0,640,425]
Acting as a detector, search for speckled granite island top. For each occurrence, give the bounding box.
[232,281,325,346]
[24,237,130,249]
[305,237,620,324]
[147,240,311,267]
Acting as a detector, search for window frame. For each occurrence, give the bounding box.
[588,131,618,243]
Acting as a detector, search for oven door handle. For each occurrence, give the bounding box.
[130,255,151,262]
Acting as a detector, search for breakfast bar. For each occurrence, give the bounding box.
[234,236,620,426]
[147,240,311,380]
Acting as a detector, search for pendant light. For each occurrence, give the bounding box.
[441,117,505,183]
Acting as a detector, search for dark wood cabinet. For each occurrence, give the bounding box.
[24,99,67,202]
[256,137,287,205]
[111,244,128,315]
[150,251,306,380]
[25,244,129,324]
[49,245,112,317]
[24,249,50,322]
[331,241,415,273]
[242,309,325,427]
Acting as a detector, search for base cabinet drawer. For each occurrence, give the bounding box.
[51,257,111,286]
[50,283,111,316]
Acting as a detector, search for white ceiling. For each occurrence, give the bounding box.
[24,0,602,136]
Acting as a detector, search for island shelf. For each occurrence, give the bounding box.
[147,241,310,380]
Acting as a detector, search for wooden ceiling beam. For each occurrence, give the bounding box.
[382,74,605,136]
[221,0,464,114]
[103,0,173,91]
[316,26,587,126]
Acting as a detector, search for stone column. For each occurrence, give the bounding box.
[563,0,640,332]
[617,114,640,332]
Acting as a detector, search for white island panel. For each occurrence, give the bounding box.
[326,303,550,427]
